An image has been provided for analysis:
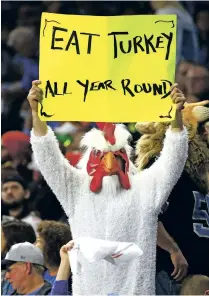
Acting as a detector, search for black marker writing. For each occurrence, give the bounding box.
[65,30,80,53]
[43,19,61,37]
[121,79,172,99]
[76,79,116,102]
[108,31,173,60]
[40,102,54,118]
[45,80,72,98]
[108,32,129,59]
[161,33,173,60]
[160,79,172,99]
[51,27,68,50]
[51,27,100,54]
[80,33,100,54]
[159,106,173,118]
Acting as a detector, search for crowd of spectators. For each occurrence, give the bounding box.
[1,1,209,295]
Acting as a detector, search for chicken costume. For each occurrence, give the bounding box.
[31,121,188,295]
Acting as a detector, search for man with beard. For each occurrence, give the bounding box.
[28,80,188,295]
[1,175,41,234]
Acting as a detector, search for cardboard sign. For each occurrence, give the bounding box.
[39,13,177,122]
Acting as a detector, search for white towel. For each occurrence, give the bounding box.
[68,237,143,274]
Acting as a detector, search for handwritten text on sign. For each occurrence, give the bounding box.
[39,13,177,122]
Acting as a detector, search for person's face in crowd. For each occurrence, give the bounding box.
[35,236,45,251]
[186,66,209,96]
[1,181,29,210]
[175,61,193,93]
[196,11,209,33]
[7,29,36,58]
[11,38,34,57]
[5,262,29,293]
[1,227,6,255]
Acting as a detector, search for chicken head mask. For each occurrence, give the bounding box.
[81,123,131,193]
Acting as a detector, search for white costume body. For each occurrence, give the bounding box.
[31,125,188,295]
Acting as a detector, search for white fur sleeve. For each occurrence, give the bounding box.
[139,126,188,214]
[30,127,81,217]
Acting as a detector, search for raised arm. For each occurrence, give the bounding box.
[50,241,74,296]
[140,84,188,213]
[28,81,81,216]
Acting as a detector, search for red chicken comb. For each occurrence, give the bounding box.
[96,123,116,145]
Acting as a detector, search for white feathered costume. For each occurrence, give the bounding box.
[30,123,188,295]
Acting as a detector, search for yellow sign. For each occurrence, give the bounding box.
[39,13,177,122]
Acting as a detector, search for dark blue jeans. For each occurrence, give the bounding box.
[156,270,181,295]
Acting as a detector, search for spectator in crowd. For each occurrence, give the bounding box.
[175,60,194,96]
[195,7,209,66]
[186,64,209,103]
[135,102,209,295]
[2,242,51,295]
[150,0,200,64]
[35,220,72,289]
[1,220,36,295]
[180,275,209,295]
[50,241,74,296]
[2,26,38,134]
[156,158,209,295]
[1,175,42,233]
[1,131,30,160]
[1,220,36,259]
[1,131,33,183]
[7,26,38,92]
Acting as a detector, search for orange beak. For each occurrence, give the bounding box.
[101,152,118,175]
